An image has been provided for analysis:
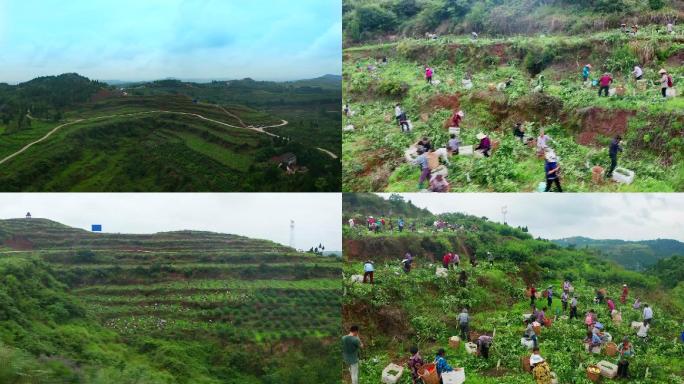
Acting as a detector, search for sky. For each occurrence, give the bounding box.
[0,0,341,83]
[377,193,684,242]
[0,193,342,251]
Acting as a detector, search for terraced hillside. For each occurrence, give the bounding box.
[342,194,684,383]
[343,24,683,192]
[0,74,341,192]
[0,218,341,383]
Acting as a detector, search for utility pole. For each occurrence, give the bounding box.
[289,220,295,249]
[501,206,508,225]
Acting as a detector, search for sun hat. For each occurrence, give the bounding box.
[476,133,487,140]
[457,110,465,117]
[530,354,545,365]
[659,69,667,74]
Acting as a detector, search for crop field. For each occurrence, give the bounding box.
[0,218,341,383]
[0,75,341,192]
[342,194,684,383]
[342,28,683,192]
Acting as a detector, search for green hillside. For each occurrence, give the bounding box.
[0,218,341,384]
[342,194,684,383]
[0,74,341,192]
[342,2,683,192]
[552,237,684,270]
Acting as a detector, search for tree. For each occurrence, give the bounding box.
[356,4,397,33]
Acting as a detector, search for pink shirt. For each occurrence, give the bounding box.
[426,68,433,77]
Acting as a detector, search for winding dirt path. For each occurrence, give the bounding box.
[0,110,337,165]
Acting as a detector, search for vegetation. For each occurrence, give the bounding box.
[0,218,341,383]
[0,74,341,192]
[342,193,684,383]
[342,3,683,192]
[343,0,683,44]
[553,237,684,270]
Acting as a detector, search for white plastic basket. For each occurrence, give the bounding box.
[597,361,618,379]
[442,368,466,384]
[458,145,473,156]
[448,127,460,136]
[381,363,404,384]
[612,167,635,184]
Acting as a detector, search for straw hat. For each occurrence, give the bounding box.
[476,133,487,140]
[586,64,592,68]
[659,69,667,74]
[545,152,557,162]
[457,110,465,117]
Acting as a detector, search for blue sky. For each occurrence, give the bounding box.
[0,0,341,83]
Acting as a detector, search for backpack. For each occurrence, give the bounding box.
[667,75,673,87]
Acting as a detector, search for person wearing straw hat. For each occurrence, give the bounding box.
[621,284,629,304]
[475,132,491,157]
[530,349,553,384]
[598,72,613,97]
[544,150,562,192]
[659,69,672,98]
[582,64,592,82]
[450,109,464,128]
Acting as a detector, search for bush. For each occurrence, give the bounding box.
[356,5,398,34]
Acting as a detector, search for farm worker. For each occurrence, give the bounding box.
[607,298,616,315]
[398,218,405,232]
[434,348,453,377]
[374,219,382,233]
[429,174,450,193]
[417,137,433,152]
[425,67,433,84]
[633,297,641,309]
[399,112,411,133]
[342,325,362,384]
[513,122,525,143]
[476,335,493,359]
[632,66,643,80]
[402,252,413,273]
[363,261,374,284]
[395,104,403,124]
[451,253,460,268]
[530,349,553,384]
[589,330,602,349]
[471,31,478,40]
[450,110,464,128]
[367,216,375,231]
[530,286,537,307]
[447,134,460,156]
[487,252,494,266]
[458,308,470,341]
[546,286,553,307]
[621,284,628,304]
[637,322,649,338]
[458,270,467,286]
[585,310,595,328]
[570,296,578,319]
[563,280,571,293]
[536,307,546,324]
[544,151,562,192]
[561,291,569,312]
[416,149,431,190]
[524,319,539,348]
[475,133,491,157]
[621,23,628,33]
[667,22,674,34]
[606,135,623,178]
[426,148,440,171]
[348,218,355,228]
[617,337,634,378]
[598,73,613,97]
[469,252,478,267]
[536,129,552,155]
[582,64,592,81]
[659,69,673,98]
[343,103,350,117]
[442,253,453,269]
[632,24,638,34]
[408,346,425,384]
[643,304,653,325]
[596,289,605,304]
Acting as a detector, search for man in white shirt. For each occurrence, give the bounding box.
[394,104,402,124]
[632,66,643,80]
[643,304,653,325]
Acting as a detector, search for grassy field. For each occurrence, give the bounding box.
[0,218,341,383]
[342,28,684,192]
[342,194,684,383]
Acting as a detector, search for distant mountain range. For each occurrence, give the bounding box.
[98,74,341,87]
[552,237,684,270]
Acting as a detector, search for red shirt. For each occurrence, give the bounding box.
[451,114,462,127]
[531,287,537,296]
[599,75,612,87]
[443,253,452,264]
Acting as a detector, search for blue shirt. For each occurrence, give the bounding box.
[435,356,452,374]
[364,263,374,272]
[399,219,404,227]
[545,161,558,180]
[583,66,590,78]
[416,154,428,169]
[609,139,622,157]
